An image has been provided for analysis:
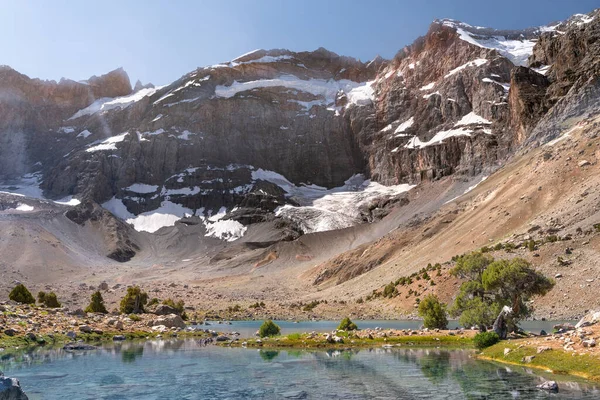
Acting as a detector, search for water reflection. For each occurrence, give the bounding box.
[0,341,598,399]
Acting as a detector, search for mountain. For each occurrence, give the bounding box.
[0,9,599,318]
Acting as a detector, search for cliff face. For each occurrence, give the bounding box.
[0,67,132,179]
[1,9,598,239]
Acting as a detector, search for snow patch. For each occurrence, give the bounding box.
[455,112,491,126]
[420,82,435,91]
[215,75,373,107]
[394,117,414,135]
[77,130,93,139]
[405,127,473,149]
[70,87,162,120]
[86,132,129,152]
[125,183,159,194]
[444,59,488,78]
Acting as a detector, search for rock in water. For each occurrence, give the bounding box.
[0,374,29,400]
[537,380,558,392]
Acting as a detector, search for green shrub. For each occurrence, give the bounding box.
[259,320,281,337]
[163,298,188,320]
[40,292,61,308]
[129,314,142,322]
[546,235,558,243]
[85,291,108,314]
[337,317,358,331]
[120,286,148,314]
[9,284,35,304]
[383,282,398,298]
[148,297,160,307]
[302,300,321,312]
[250,301,266,309]
[473,331,500,349]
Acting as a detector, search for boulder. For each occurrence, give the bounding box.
[537,346,551,354]
[153,304,178,316]
[78,325,92,333]
[521,355,535,363]
[537,380,558,392]
[98,282,109,291]
[582,339,596,348]
[0,374,29,400]
[3,329,17,337]
[112,335,126,341]
[575,310,600,328]
[148,314,185,329]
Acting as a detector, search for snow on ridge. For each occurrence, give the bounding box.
[441,20,536,66]
[77,130,93,139]
[69,87,163,120]
[232,49,263,61]
[214,75,373,107]
[455,112,491,127]
[444,58,488,78]
[532,65,551,76]
[482,77,510,92]
[86,132,129,152]
[423,91,441,99]
[405,127,473,149]
[420,82,435,91]
[395,117,414,135]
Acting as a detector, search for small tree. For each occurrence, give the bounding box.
[120,286,148,314]
[450,254,554,331]
[418,294,448,329]
[258,320,281,337]
[9,284,35,304]
[85,291,108,314]
[337,317,358,331]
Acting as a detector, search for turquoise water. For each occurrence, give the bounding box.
[199,320,574,338]
[1,340,598,399]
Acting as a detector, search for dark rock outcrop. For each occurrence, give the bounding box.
[0,374,29,400]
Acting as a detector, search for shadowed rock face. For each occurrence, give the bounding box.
[0,67,132,180]
[1,9,599,232]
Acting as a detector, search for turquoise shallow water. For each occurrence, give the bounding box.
[1,340,598,399]
[199,320,575,338]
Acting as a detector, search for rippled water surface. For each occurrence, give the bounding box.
[1,340,598,399]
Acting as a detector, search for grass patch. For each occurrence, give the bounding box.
[481,342,600,381]
[223,333,473,349]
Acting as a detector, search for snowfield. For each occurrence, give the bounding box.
[86,132,129,152]
[69,87,163,120]
[214,75,374,107]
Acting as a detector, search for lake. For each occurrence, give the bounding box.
[198,319,575,338]
[1,339,598,399]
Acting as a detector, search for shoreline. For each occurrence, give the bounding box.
[3,328,600,383]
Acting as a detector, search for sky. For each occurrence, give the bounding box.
[0,0,597,86]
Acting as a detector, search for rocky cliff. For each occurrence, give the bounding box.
[0,9,598,244]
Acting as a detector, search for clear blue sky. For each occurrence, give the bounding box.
[1,0,597,86]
